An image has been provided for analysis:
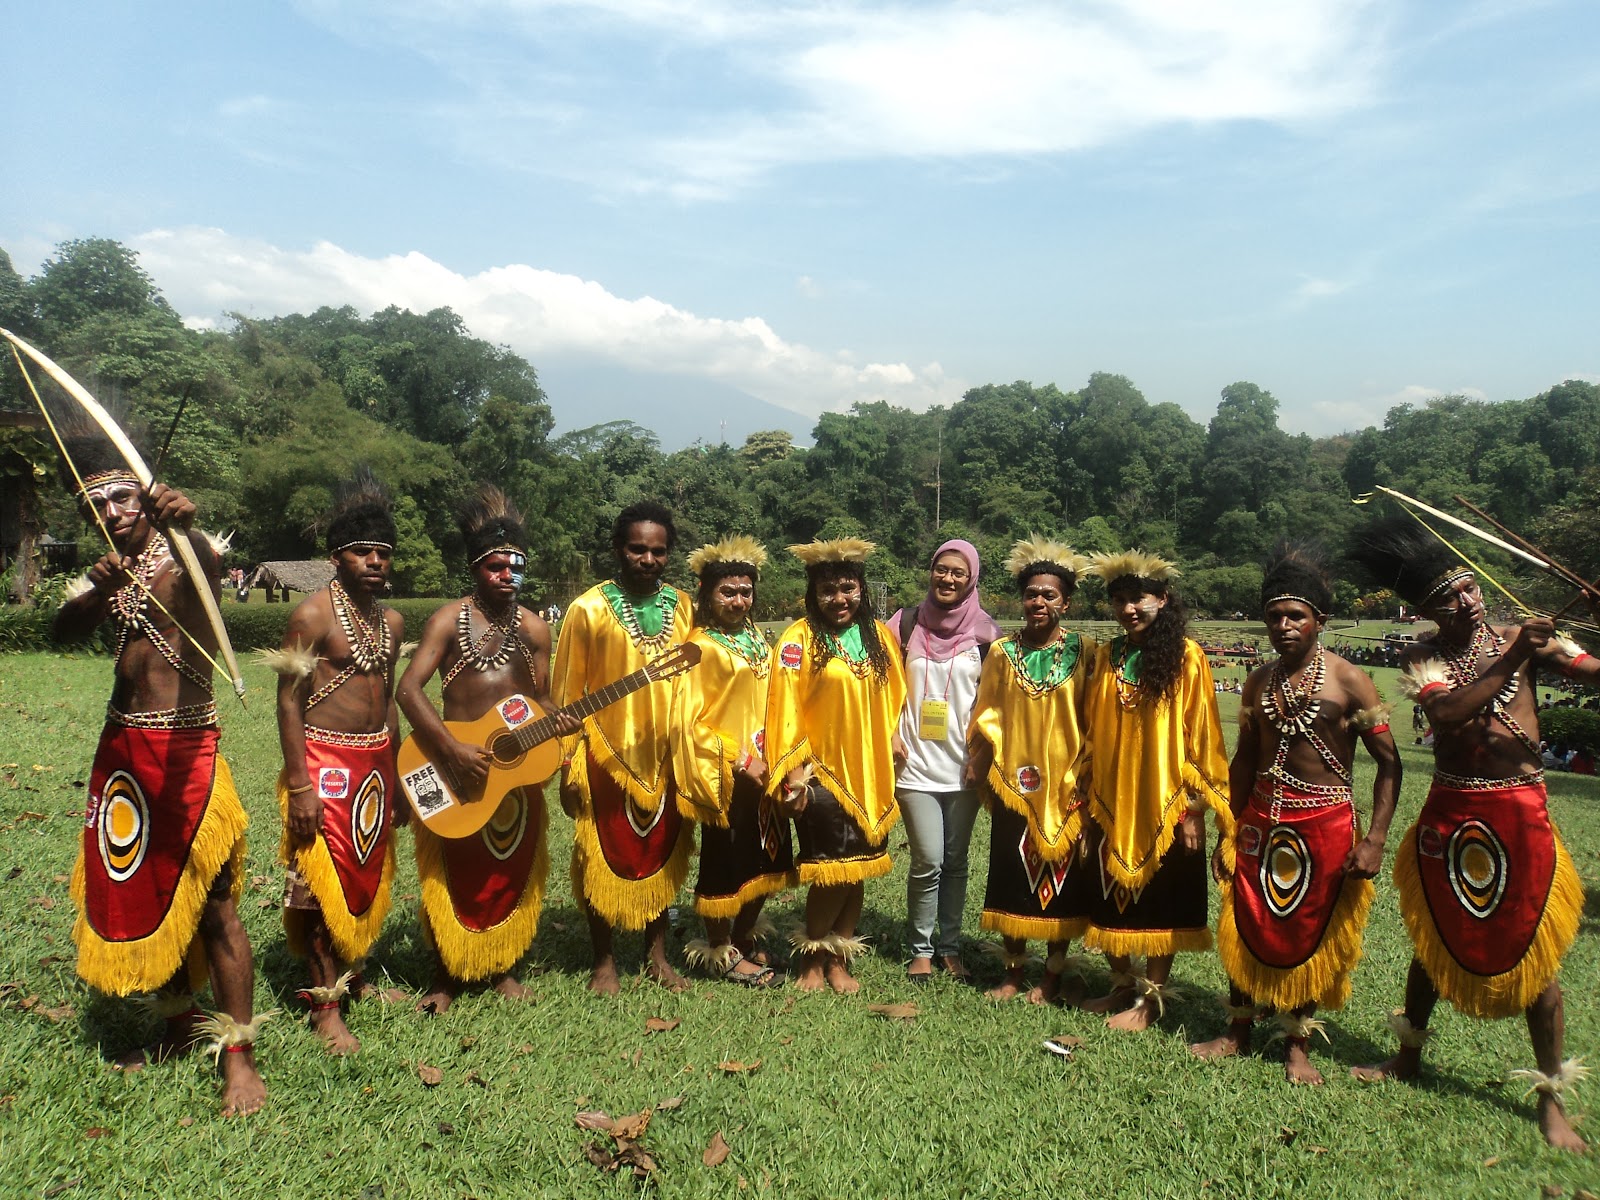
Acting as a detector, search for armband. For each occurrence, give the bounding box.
[1367,723,1390,735]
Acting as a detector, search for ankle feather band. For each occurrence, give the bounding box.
[684,938,740,974]
[1268,1013,1329,1045]
[140,991,199,1021]
[828,933,870,961]
[747,913,779,943]
[1002,950,1031,970]
[1223,1001,1260,1023]
[1134,976,1182,1018]
[788,930,835,957]
[1044,950,1088,977]
[1509,1058,1588,1102]
[298,969,355,1009]
[193,1010,277,1063]
[1388,1011,1433,1048]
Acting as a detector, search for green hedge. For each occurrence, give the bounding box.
[1539,706,1600,753]
[1,596,454,654]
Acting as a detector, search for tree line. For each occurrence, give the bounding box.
[3,237,1597,618]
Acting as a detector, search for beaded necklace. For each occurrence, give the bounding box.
[109,531,212,693]
[1257,642,1350,816]
[600,581,678,654]
[306,578,391,709]
[705,620,770,678]
[820,623,873,678]
[1435,623,1538,756]
[441,595,537,688]
[1111,637,1143,710]
[1002,630,1079,696]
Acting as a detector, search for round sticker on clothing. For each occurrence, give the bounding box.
[1017,766,1041,793]
[779,642,804,669]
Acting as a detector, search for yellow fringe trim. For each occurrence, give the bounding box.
[72,755,248,998]
[1095,763,1232,892]
[986,763,1082,862]
[693,868,798,920]
[277,773,396,965]
[570,812,693,933]
[796,850,892,888]
[570,732,673,815]
[1215,874,1374,1012]
[414,817,548,982]
[980,910,1090,942]
[1393,822,1583,1019]
[1084,925,1213,957]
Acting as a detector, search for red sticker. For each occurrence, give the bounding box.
[779,642,803,669]
[1016,766,1041,794]
[499,696,532,726]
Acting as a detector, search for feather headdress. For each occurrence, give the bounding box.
[457,485,527,565]
[1348,517,1469,608]
[788,537,875,567]
[1086,549,1180,587]
[324,467,396,553]
[688,534,769,578]
[1261,541,1332,617]
[1005,535,1090,580]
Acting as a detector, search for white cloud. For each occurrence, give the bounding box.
[297,0,1387,196]
[1307,382,1491,432]
[132,227,960,418]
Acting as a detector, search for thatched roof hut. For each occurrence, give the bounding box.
[249,560,334,595]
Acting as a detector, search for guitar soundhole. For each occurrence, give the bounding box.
[488,731,525,768]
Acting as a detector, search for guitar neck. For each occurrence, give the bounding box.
[515,666,655,749]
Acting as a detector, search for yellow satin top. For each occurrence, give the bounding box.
[671,624,771,827]
[550,581,694,811]
[969,631,1097,864]
[764,618,906,844]
[1082,637,1230,889]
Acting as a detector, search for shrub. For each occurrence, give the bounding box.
[1539,706,1600,753]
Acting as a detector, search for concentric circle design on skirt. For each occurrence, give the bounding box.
[97,770,151,883]
[1445,818,1508,919]
[482,792,529,862]
[351,770,386,865]
[1259,824,1313,918]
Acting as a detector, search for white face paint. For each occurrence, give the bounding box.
[507,552,526,592]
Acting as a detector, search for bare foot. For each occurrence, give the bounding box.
[113,1018,201,1071]
[1106,997,1157,1032]
[354,981,408,1004]
[1026,971,1068,1006]
[1351,1048,1420,1083]
[219,1048,267,1117]
[645,959,690,993]
[1538,1096,1589,1153]
[1284,1043,1325,1086]
[986,971,1026,1002]
[492,973,535,1002]
[1080,986,1135,1015]
[310,1009,361,1056]
[824,956,860,995]
[1189,1032,1247,1061]
[587,960,622,997]
[416,973,458,1015]
[793,955,828,992]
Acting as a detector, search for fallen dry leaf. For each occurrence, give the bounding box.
[31,895,55,910]
[465,1070,488,1088]
[630,1046,643,1067]
[417,1063,443,1087]
[42,1180,81,1198]
[52,874,68,884]
[516,1043,535,1054]
[575,1110,615,1133]
[610,1109,652,1141]
[582,1141,614,1169]
[5,866,20,880]
[459,1035,477,1049]
[1308,1146,1329,1155]
[1483,1157,1500,1168]
[718,1059,763,1074]
[83,1127,110,1139]
[867,1002,920,1020]
[177,1117,194,1128]
[645,1017,681,1034]
[655,1095,686,1111]
[1542,1187,1564,1198]
[703,1131,731,1166]
[1278,1127,1297,1146]
[17,995,39,1011]
[39,1004,75,1023]
[437,1122,455,1135]
[615,1143,657,1177]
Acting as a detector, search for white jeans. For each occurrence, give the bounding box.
[897,786,981,959]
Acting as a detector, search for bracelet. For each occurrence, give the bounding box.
[287,783,315,796]
[1417,682,1449,700]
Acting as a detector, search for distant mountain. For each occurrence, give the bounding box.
[536,359,818,451]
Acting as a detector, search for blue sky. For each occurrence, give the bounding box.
[5,1,1597,448]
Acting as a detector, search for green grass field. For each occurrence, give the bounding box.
[1,648,1597,1199]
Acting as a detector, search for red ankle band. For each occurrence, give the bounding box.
[223,1043,253,1054]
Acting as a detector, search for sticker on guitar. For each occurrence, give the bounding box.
[401,761,457,817]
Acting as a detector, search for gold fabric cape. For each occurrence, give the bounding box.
[764,618,906,844]
[550,582,694,812]
[1082,637,1231,890]
[968,632,1097,864]
[671,626,771,827]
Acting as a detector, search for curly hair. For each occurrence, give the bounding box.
[1014,561,1078,596]
[1108,577,1188,703]
[612,500,677,551]
[803,561,891,685]
[694,561,758,627]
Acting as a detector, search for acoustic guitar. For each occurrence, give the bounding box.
[397,641,701,838]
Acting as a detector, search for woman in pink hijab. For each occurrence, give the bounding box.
[891,539,1002,982]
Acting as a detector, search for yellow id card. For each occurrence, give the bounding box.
[918,699,949,741]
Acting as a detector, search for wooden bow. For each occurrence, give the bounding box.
[2,326,248,701]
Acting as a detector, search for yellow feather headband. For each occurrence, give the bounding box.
[1005,535,1090,580]
[1087,549,1181,585]
[687,534,769,578]
[788,537,875,567]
